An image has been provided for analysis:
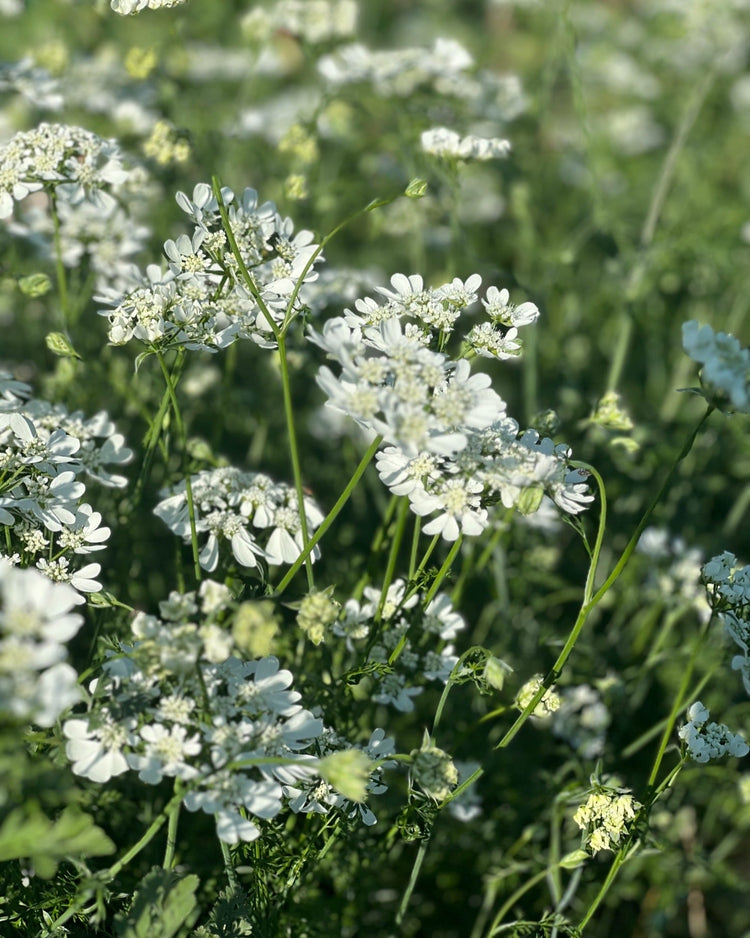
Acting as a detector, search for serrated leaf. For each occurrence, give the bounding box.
[191,885,254,937]
[115,867,199,938]
[0,806,115,878]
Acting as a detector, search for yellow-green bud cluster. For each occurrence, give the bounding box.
[296,589,340,645]
[573,789,641,854]
[514,674,561,718]
[232,601,279,659]
[411,745,458,802]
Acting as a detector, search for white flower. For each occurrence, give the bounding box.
[410,476,488,541]
[682,320,750,412]
[679,701,749,762]
[127,723,202,784]
[421,127,511,161]
[64,715,135,782]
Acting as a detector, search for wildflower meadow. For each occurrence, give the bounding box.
[2,1,750,936]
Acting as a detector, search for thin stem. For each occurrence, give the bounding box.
[395,838,429,928]
[576,850,627,934]
[495,410,709,750]
[390,537,464,667]
[220,838,240,894]
[607,68,715,392]
[646,617,711,789]
[484,865,552,937]
[210,178,279,339]
[407,533,441,596]
[408,513,422,580]
[277,332,314,589]
[108,790,184,880]
[163,788,181,870]
[375,497,410,622]
[133,378,175,506]
[272,435,383,596]
[49,189,69,329]
[621,671,712,758]
[423,535,462,606]
[157,350,201,583]
[210,180,312,586]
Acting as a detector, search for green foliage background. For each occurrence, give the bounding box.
[2,1,750,936]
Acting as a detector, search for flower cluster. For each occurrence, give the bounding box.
[0,375,132,595]
[678,701,749,763]
[420,127,511,161]
[242,0,358,45]
[0,122,130,219]
[310,273,590,539]
[154,466,324,573]
[11,187,152,295]
[0,58,62,111]
[332,580,464,712]
[573,786,641,854]
[410,740,459,802]
[111,0,186,13]
[64,585,392,842]
[703,551,750,694]
[0,560,83,727]
[97,183,322,352]
[682,320,750,413]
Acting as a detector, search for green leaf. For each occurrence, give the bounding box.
[516,484,545,516]
[405,177,428,198]
[0,806,115,879]
[558,849,589,870]
[191,885,254,937]
[18,273,52,297]
[115,867,199,938]
[45,331,82,361]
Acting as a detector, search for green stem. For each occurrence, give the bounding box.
[210,177,280,339]
[408,513,422,580]
[576,850,626,934]
[108,790,184,882]
[277,332,314,589]
[423,535,463,606]
[646,616,711,788]
[375,497,410,622]
[407,533,441,596]
[133,376,176,506]
[272,435,383,596]
[163,787,181,870]
[157,350,201,583]
[395,838,429,928]
[484,865,554,937]
[220,837,240,894]
[495,410,708,750]
[49,189,69,329]
[606,68,715,392]
[621,671,712,758]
